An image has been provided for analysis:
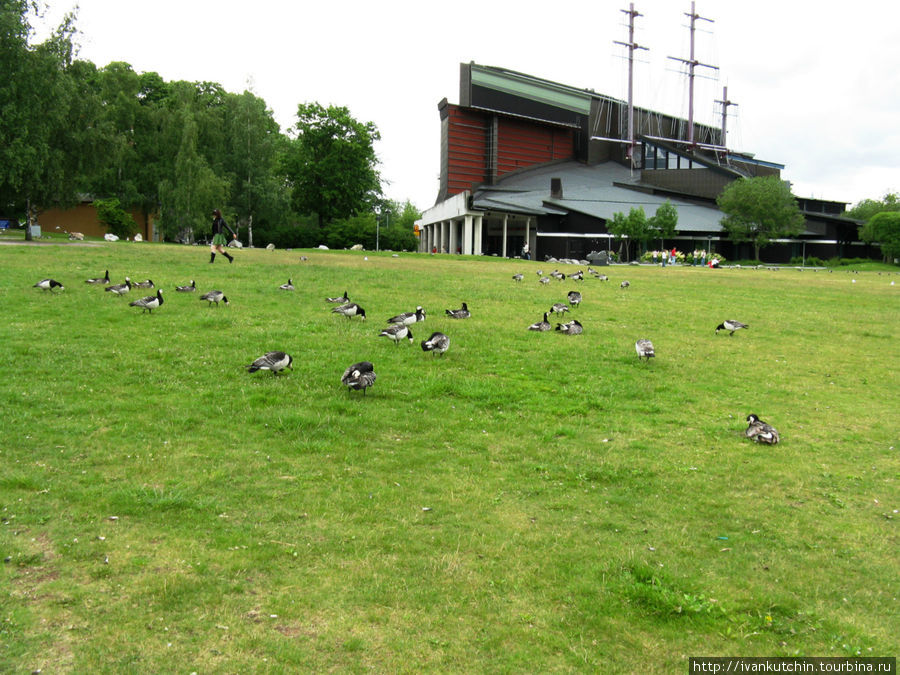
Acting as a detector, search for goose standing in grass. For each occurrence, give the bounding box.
[567,290,582,308]
[247,351,293,374]
[279,278,295,291]
[635,338,655,360]
[445,302,470,319]
[379,323,413,345]
[550,270,565,281]
[596,274,609,282]
[620,280,630,288]
[568,270,584,281]
[421,331,450,356]
[341,361,376,395]
[388,306,425,325]
[200,290,229,307]
[175,280,196,293]
[528,312,551,332]
[326,290,349,303]
[550,302,569,315]
[539,276,550,285]
[129,288,164,313]
[332,302,366,320]
[744,414,779,445]
[132,279,154,289]
[555,319,583,335]
[715,320,749,336]
[34,278,64,292]
[105,277,131,296]
[85,270,109,285]
[512,273,524,282]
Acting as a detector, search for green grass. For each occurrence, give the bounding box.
[1,241,898,672]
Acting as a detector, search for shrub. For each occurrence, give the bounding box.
[94,198,137,239]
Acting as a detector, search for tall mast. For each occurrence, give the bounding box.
[668,2,717,148]
[614,3,648,165]
[715,85,738,149]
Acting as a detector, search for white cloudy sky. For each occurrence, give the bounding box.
[34,0,900,210]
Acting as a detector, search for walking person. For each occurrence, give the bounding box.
[210,209,236,263]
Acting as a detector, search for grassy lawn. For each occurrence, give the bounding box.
[1,240,898,672]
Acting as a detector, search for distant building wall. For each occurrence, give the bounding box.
[39,202,157,240]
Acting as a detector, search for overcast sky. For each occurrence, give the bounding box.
[34,0,900,211]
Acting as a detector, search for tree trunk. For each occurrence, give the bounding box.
[25,199,33,242]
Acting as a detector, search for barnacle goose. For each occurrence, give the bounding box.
[200,290,229,307]
[105,277,132,295]
[528,313,551,332]
[34,278,64,292]
[132,279,154,289]
[539,276,550,285]
[247,351,293,374]
[550,302,569,314]
[279,278,295,291]
[175,280,196,292]
[129,288,164,313]
[620,280,630,288]
[715,320,749,336]
[567,290,582,308]
[326,290,349,303]
[512,273,524,282]
[555,319,583,335]
[379,323,413,344]
[568,270,584,281]
[332,302,366,319]
[445,302,470,319]
[635,339,655,360]
[341,361,376,395]
[388,306,425,325]
[745,414,779,445]
[421,331,450,356]
[85,270,109,285]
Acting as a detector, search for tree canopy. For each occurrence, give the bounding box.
[716,176,805,260]
[860,211,900,263]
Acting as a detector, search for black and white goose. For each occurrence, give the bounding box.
[567,290,582,308]
[105,277,131,296]
[175,280,196,292]
[379,323,413,345]
[421,331,450,356]
[620,280,630,288]
[635,338,655,360]
[34,278,64,292]
[129,288,164,313]
[539,276,550,285]
[555,319,583,335]
[332,302,366,319]
[550,302,569,315]
[512,273,524,282]
[341,361,376,395]
[550,270,565,281]
[528,312,551,332]
[200,290,229,307]
[745,414,779,445]
[132,279,154,289]
[388,306,425,325]
[85,270,109,285]
[716,320,749,336]
[247,351,293,374]
[568,270,584,281]
[596,274,609,282]
[279,278,295,291]
[445,302,469,319]
[326,290,349,303]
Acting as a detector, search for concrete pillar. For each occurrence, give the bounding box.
[474,215,483,255]
[462,215,473,255]
[449,218,459,255]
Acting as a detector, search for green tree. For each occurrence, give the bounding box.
[860,211,900,264]
[93,197,136,239]
[608,206,650,261]
[649,200,678,248]
[844,192,899,222]
[282,102,382,229]
[716,176,805,260]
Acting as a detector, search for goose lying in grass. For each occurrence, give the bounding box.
[421,331,450,356]
[635,338,655,360]
[388,306,425,325]
[555,319,583,335]
[332,302,366,319]
[445,302,469,319]
[34,278,64,292]
[132,279,154,289]
[200,290,229,307]
[175,280,196,292]
[528,313,551,332]
[716,320,749,336]
[341,361,376,395]
[85,270,109,285]
[129,288,164,313]
[326,290,349,303]
[105,278,131,296]
[247,351,293,374]
[379,323,413,345]
[745,414,779,445]
[279,278,295,291]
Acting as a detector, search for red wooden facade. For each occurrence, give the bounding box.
[496,116,573,177]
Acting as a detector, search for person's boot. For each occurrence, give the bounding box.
[209,252,216,263]
[224,252,234,263]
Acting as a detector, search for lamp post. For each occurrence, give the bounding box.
[375,208,380,252]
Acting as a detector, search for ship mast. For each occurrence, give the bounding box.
[614,3,648,166]
[668,2,717,148]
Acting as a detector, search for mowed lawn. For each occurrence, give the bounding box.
[1,240,898,673]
